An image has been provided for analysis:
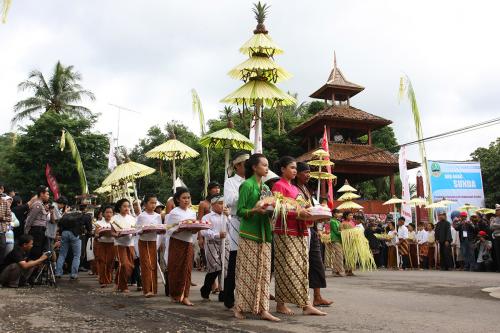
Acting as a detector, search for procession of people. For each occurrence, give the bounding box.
[0,153,499,323]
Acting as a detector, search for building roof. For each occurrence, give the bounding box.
[296,143,420,170]
[289,105,392,135]
[309,53,364,101]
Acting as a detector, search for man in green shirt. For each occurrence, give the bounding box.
[326,209,345,276]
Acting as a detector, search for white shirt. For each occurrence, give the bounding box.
[386,230,398,246]
[113,214,135,247]
[97,220,114,243]
[416,230,428,244]
[200,211,229,241]
[224,174,245,251]
[451,226,460,248]
[136,211,162,242]
[355,223,365,231]
[166,207,196,243]
[397,225,409,239]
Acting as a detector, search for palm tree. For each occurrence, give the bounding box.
[12,61,95,124]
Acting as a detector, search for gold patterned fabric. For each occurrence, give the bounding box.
[274,234,309,307]
[234,238,271,314]
[325,242,345,274]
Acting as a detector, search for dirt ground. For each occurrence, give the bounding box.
[1,269,500,333]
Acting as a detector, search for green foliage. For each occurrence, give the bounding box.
[12,61,95,124]
[371,126,399,153]
[470,138,500,207]
[253,2,269,24]
[3,113,108,202]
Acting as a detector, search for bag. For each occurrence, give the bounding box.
[86,239,95,261]
[11,213,20,228]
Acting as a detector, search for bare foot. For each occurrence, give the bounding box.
[303,305,327,316]
[234,309,245,319]
[276,303,295,315]
[145,292,154,298]
[122,289,130,294]
[181,298,194,306]
[191,281,197,286]
[313,298,333,307]
[100,284,107,288]
[260,310,280,322]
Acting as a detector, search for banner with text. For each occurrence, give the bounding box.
[427,160,485,210]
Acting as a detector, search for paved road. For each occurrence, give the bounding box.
[1,269,499,332]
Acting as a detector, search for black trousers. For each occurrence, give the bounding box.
[401,255,411,269]
[223,250,237,308]
[439,242,453,270]
[493,238,500,272]
[201,271,220,299]
[28,226,46,260]
[309,228,326,289]
[130,257,142,287]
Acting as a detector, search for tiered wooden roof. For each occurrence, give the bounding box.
[309,53,364,101]
[289,105,392,136]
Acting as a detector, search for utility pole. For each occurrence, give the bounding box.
[108,103,140,147]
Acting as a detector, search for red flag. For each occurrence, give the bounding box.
[321,126,334,208]
[45,164,60,200]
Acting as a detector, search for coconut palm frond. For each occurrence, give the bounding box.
[11,106,44,124]
[1,0,12,24]
[399,75,433,218]
[60,129,89,194]
[191,89,210,197]
[12,61,95,125]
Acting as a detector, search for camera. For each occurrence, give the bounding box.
[43,250,53,258]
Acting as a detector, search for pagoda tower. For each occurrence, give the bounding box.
[293,54,419,203]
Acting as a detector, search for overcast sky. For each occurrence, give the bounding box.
[1,0,499,178]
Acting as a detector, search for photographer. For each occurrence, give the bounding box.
[24,186,50,261]
[474,231,493,272]
[55,205,92,280]
[0,234,48,288]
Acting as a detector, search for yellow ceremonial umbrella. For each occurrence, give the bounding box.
[310,171,336,180]
[337,200,363,211]
[199,119,254,182]
[406,197,427,207]
[475,208,495,215]
[101,161,155,202]
[102,161,155,186]
[436,198,456,206]
[146,137,199,190]
[337,192,361,202]
[383,196,405,221]
[338,180,357,193]
[312,148,330,158]
[425,202,447,209]
[308,160,334,167]
[459,203,477,211]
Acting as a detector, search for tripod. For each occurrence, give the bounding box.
[32,257,57,288]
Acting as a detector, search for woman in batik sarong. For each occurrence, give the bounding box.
[272,156,326,316]
[233,154,279,322]
[166,187,197,306]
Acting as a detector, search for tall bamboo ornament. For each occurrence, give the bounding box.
[399,76,433,222]
[221,2,295,153]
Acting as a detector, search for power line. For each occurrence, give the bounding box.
[334,116,500,162]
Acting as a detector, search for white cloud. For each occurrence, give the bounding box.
[1,0,498,165]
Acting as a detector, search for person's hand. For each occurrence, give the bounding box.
[252,206,268,215]
[40,254,48,261]
[444,241,450,246]
[223,207,230,216]
[220,231,227,239]
[298,209,312,220]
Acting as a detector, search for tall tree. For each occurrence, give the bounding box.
[12,61,95,124]
[470,138,500,207]
[5,112,108,202]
